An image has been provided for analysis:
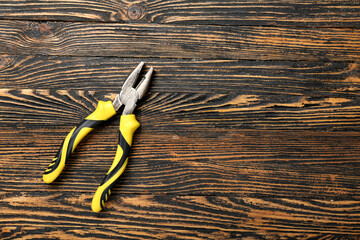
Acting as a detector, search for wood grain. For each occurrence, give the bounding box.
[0,0,358,27]
[1,192,359,239]
[0,97,359,199]
[0,55,359,94]
[0,21,359,61]
[0,0,359,238]
[2,87,360,131]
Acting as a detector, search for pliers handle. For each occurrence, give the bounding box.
[43,100,116,184]
[92,113,139,212]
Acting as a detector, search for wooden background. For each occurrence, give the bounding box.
[0,1,359,239]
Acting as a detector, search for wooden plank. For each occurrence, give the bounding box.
[1,88,360,131]
[0,124,359,198]
[0,55,359,94]
[1,193,359,239]
[0,1,358,27]
[0,21,359,61]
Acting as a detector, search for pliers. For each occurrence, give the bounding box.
[43,62,153,212]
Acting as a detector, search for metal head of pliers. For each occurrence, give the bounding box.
[112,62,154,115]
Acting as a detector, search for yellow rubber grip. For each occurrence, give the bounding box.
[91,114,140,213]
[85,100,117,121]
[43,101,116,184]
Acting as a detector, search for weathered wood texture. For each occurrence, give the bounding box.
[1,62,360,238]
[1,122,360,198]
[0,0,358,27]
[1,193,360,239]
[0,55,359,94]
[1,56,359,132]
[0,21,359,61]
[0,1,359,239]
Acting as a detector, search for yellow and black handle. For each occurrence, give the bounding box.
[91,114,139,212]
[43,101,117,184]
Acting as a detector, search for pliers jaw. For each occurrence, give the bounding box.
[112,62,154,115]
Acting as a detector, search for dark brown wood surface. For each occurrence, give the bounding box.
[0,1,359,239]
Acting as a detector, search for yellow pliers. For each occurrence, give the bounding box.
[43,62,153,212]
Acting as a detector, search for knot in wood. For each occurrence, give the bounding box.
[127,4,142,21]
[28,22,53,35]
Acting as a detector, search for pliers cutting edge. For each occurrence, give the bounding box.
[43,62,153,212]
